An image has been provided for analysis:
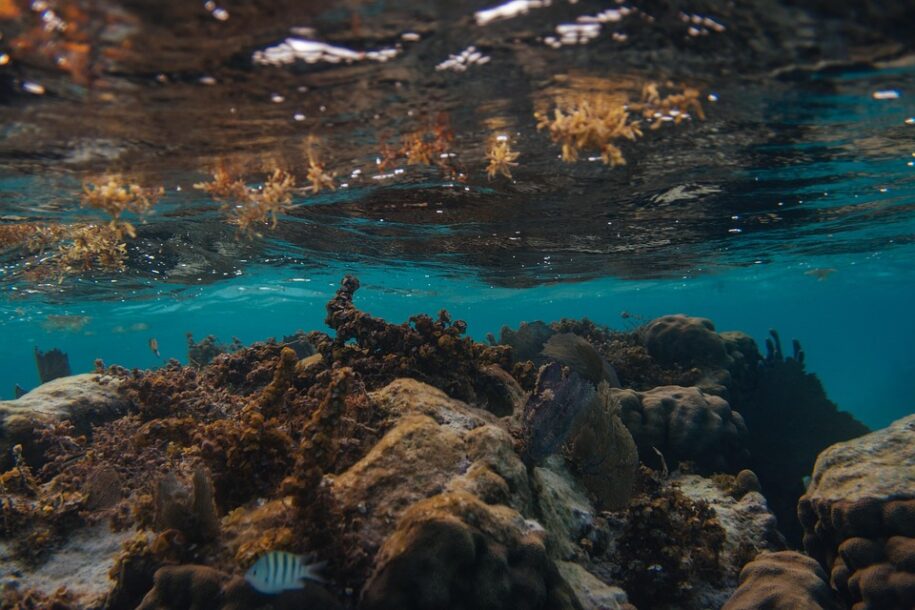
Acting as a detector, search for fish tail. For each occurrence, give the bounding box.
[301,560,327,583]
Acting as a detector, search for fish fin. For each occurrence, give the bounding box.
[301,560,327,584]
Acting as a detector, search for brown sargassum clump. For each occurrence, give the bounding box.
[535,82,705,166]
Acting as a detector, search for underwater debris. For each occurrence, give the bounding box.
[535,93,641,166]
[34,347,71,383]
[485,137,520,179]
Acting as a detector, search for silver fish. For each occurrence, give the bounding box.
[244,551,325,594]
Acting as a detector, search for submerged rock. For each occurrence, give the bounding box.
[722,551,840,610]
[0,373,129,467]
[798,414,915,610]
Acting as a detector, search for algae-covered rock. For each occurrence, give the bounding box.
[798,414,915,610]
[674,473,786,608]
[722,551,840,610]
[0,373,129,466]
[361,492,581,610]
[614,385,748,472]
[555,561,633,610]
[0,525,135,608]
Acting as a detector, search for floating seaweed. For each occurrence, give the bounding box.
[535,93,642,166]
[485,136,520,179]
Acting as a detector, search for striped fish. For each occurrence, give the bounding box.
[244,551,325,594]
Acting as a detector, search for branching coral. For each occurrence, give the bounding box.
[321,275,512,406]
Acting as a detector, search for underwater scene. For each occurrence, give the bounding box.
[0,0,914,608]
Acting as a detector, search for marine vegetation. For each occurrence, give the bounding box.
[485,136,520,180]
[606,468,726,609]
[535,93,642,166]
[81,176,163,239]
[535,82,705,166]
[194,165,296,237]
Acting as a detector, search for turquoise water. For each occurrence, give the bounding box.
[1,5,914,432]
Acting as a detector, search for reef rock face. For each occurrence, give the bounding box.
[722,551,841,610]
[642,315,729,368]
[798,414,915,610]
[675,474,786,608]
[332,378,585,609]
[613,385,749,472]
[0,373,129,466]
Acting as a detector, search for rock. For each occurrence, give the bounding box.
[333,379,536,575]
[0,373,130,467]
[556,561,633,610]
[614,385,749,472]
[370,377,493,432]
[722,551,840,610]
[675,474,786,607]
[643,315,729,368]
[135,564,341,610]
[0,525,134,608]
[532,457,598,560]
[798,414,915,610]
[361,492,581,610]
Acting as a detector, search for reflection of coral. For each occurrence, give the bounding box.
[82,176,162,238]
[195,165,296,236]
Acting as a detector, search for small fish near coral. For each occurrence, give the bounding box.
[244,551,325,594]
[149,337,160,358]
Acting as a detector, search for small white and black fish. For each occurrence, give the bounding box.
[244,551,325,594]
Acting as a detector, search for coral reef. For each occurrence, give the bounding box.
[362,492,580,610]
[642,314,730,368]
[798,414,915,610]
[613,385,749,472]
[722,551,841,610]
[2,278,906,610]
